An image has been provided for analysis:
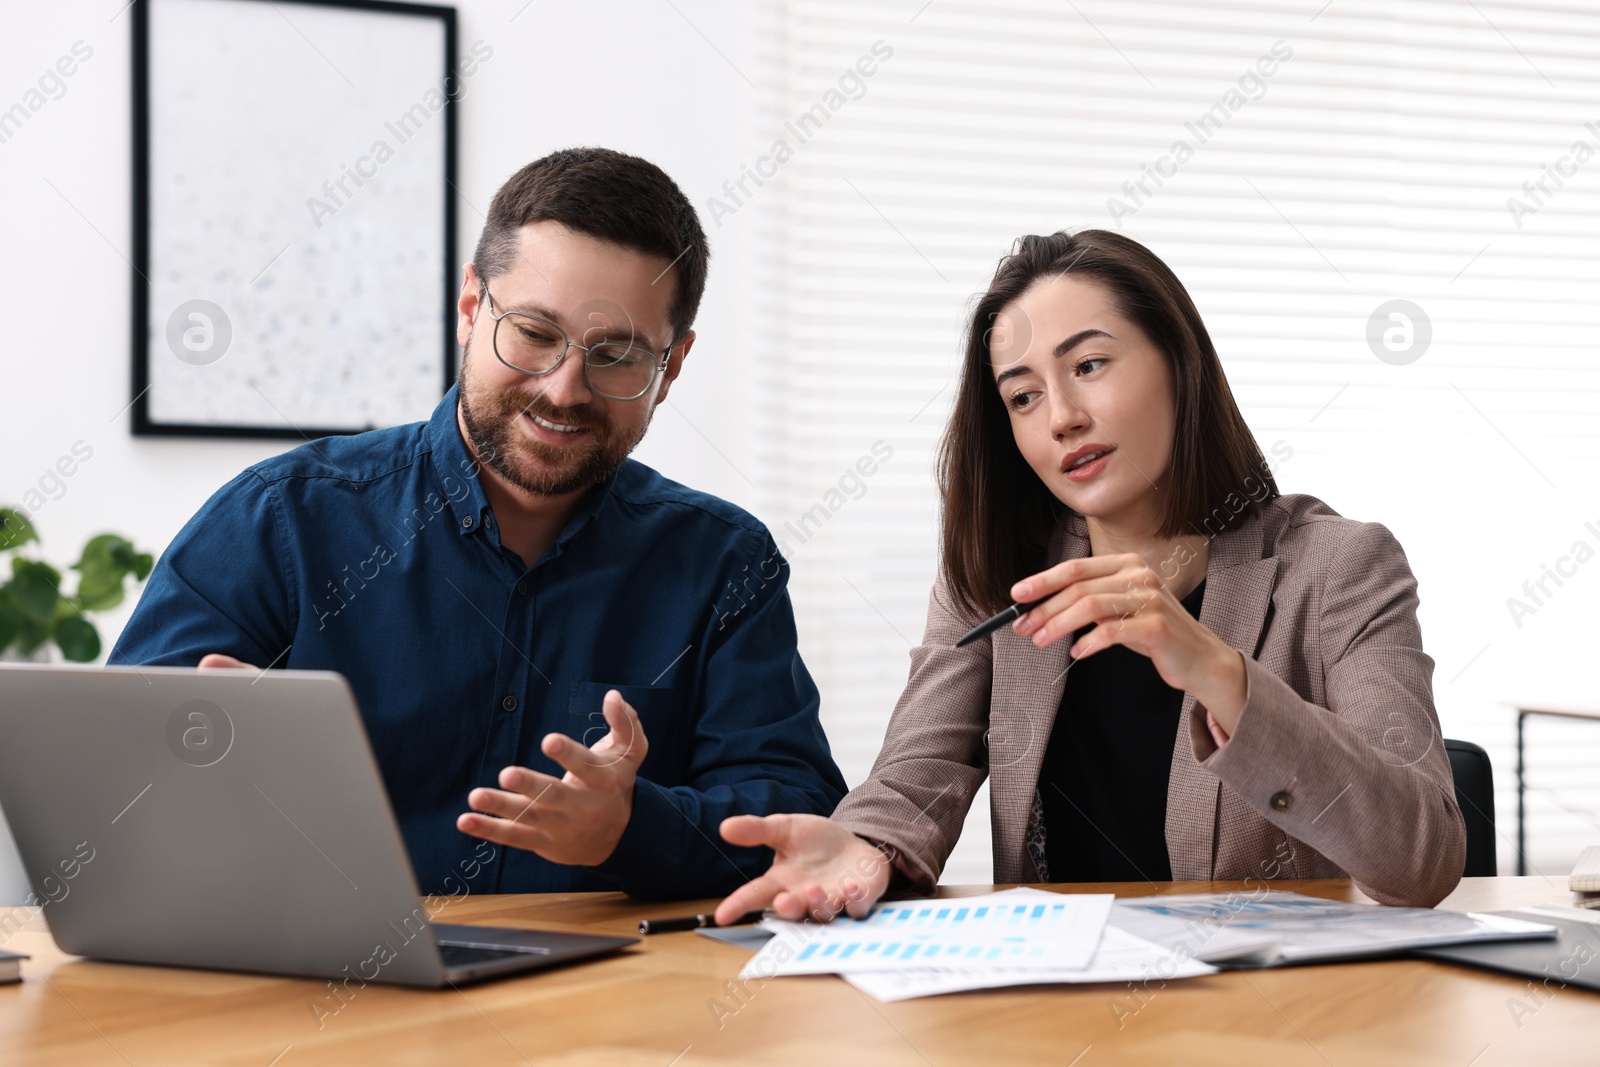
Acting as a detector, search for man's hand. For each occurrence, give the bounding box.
[714,813,893,924]
[197,654,258,670]
[456,689,647,867]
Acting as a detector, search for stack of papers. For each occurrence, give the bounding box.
[1111,892,1558,966]
[738,888,1217,1001]
[722,888,1559,1002]
[1571,845,1600,909]
[0,949,25,986]
[842,924,1219,1002]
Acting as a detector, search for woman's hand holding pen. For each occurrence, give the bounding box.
[714,814,893,925]
[1010,553,1249,744]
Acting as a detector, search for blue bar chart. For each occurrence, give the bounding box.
[745,890,1114,976]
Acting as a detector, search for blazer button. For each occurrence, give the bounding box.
[1270,790,1292,812]
[501,695,518,712]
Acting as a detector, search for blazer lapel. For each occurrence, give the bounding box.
[988,513,1085,881]
[992,507,1280,882]
[1166,511,1279,879]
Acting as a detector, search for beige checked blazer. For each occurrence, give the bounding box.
[831,493,1467,908]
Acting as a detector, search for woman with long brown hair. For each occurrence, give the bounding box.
[715,229,1465,917]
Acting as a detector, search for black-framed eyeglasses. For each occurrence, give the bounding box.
[479,287,670,402]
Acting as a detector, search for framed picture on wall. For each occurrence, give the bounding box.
[130,0,462,439]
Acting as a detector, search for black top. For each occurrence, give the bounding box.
[1039,578,1207,882]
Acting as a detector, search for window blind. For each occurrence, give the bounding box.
[743,0,1600,881]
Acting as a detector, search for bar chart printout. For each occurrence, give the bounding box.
[742,889,1115,976]
[842,924,1220,1001]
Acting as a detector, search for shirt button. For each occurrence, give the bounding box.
[461,515,474,530]
[1270,791,1293,812]
[515,580,528,596]
[501,695,518,712]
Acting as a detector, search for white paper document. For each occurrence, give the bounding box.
[842,923,1219,1002]
[719,888,1558,1002]
[740,888,1114,977]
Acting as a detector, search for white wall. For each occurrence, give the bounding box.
[7,1,1598,910]
[0,0,769,906]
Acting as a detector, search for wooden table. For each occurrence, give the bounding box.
[1,878,1594,1066]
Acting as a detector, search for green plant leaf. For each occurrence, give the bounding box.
[0,598,21,653]
[54,616,100,663]
[64,533,154,615]
[75,589,125,613]
[74,569,126,612]
[15,616,48,655]
[78,533,125,560]
[76,534,126,577]
[0,509,37,553]
[10,559,62,623]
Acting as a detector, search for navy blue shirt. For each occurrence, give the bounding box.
[112,385,846,899]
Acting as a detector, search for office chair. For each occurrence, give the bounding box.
[1444,738,1498,877]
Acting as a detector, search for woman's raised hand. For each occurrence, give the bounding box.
[714,813,894,924]
[1010,552,1249,738]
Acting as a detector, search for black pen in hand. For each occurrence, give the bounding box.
[637,910,767,935]
[952,597,1046,649]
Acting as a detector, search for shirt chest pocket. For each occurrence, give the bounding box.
[564,681,687,783]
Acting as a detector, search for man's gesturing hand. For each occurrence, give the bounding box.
[457,689,648,867]
[713,814,893,925]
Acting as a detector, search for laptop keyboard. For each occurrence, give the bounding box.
[438,943,531,968]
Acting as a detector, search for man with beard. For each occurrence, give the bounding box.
[111,147,846,898]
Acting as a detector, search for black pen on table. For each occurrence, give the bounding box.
[952,597,1046,649]
[638,909,767,935]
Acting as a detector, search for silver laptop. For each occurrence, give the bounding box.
[0,663,637,987]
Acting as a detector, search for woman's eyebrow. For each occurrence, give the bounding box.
[1053,328,1115,358]
[994,327,1117,386]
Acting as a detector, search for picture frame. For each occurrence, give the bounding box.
[130,0,460,439]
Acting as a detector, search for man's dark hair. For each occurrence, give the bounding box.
[472,146,709,341]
